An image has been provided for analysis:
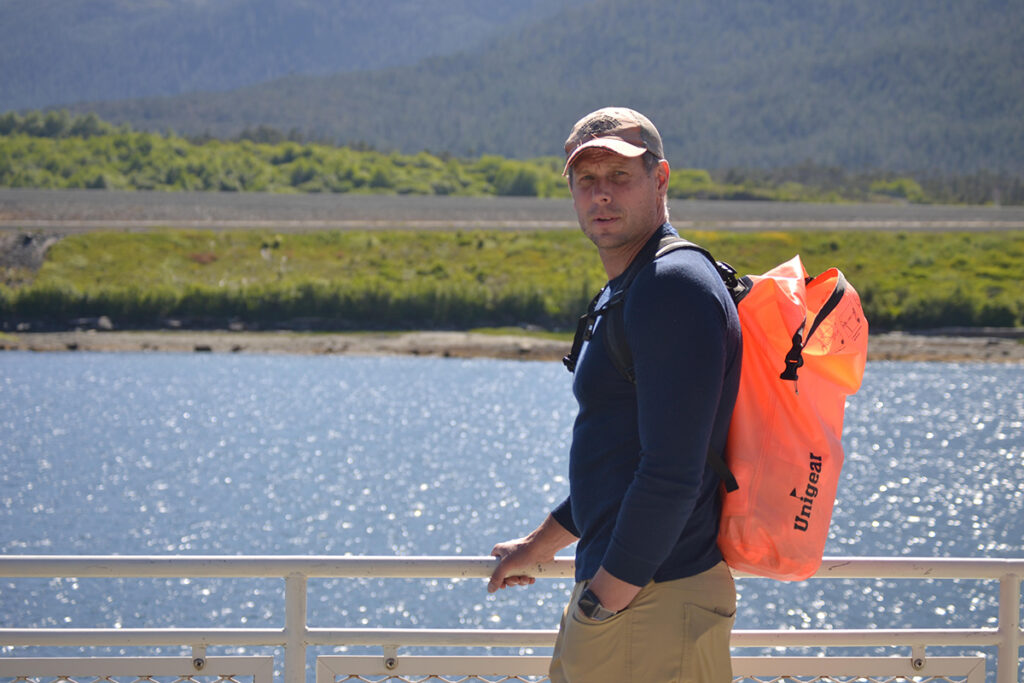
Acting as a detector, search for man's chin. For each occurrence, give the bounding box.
[582,222,622,243]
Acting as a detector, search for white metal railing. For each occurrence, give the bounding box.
[0,656,274,683]
[0,556,1020,683]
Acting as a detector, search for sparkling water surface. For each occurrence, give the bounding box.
[1,352,1022,678]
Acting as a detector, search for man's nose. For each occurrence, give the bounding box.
[590,179,613,202]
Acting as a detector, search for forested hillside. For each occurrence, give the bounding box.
[0,0,580,110]
[5,111,1021,204]
[56,0,1024,174]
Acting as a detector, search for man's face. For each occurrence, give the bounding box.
[569,149,668,254]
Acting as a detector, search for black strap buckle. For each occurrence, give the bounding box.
[780,326,805,381]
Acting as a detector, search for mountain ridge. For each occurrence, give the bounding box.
[0,0,580,110]
[10,0,1024,172]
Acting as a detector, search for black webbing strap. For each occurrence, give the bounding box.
[709,448,739,492]
[603,292,633,382]
[779,271,849,381]
[562,233,670,375]
[600,236,704,382]
[563,288,604,373]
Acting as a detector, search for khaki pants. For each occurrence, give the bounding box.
[548,562,736,683]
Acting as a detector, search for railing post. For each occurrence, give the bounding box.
[285,573,308,683]
[996,572,1021,683]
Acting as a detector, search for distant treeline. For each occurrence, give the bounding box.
[0,111,567,198]
[2,111,1022,205]
[2,228,1021,333]
[711,164,1024,208]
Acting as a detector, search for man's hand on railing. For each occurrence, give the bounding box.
[488,514,578,593]
[488,538,541,592]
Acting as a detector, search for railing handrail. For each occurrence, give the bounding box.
[0,626,1010,647]
[1,555,1021,683]
[1,554,1023,579]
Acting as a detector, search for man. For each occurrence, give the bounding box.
[487,107,742,683]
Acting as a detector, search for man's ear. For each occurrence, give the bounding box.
[657,159,670,195]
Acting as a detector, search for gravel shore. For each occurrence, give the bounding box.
[3,329,1023,364]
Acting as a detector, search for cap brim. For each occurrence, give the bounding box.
[562,138,647,176]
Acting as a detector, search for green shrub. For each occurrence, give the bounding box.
[668,168,715,198]
[870,177,926,203]
[493,161,540,196]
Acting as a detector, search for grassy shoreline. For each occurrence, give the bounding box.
[3,228,1022,333]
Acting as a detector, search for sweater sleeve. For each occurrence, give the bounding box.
[551,496,579,538]
[599,252,730,586]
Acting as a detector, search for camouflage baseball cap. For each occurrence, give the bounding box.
[563,107,664,175]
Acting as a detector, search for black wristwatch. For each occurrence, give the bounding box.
[577,587,619,621]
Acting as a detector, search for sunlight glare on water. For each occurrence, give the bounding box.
[1,353,1022,677]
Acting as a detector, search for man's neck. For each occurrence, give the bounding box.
[599,223,664,280]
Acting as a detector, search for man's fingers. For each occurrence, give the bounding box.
[487,557,508,593]
[488,550,537,593]
[505,575,535,587]
[488,575,534,593]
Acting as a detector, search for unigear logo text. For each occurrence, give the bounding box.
[791,452,823,531]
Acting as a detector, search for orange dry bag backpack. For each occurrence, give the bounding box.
[718,253,868,580]
[562,235,869,581]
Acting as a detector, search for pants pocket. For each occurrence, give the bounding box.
[552,599,631,682]
[550,567,736,683]
[678,602,735,683]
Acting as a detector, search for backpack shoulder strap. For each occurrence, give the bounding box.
[562,285,606,373]
[604,235,743,381]
[562,232,676,375]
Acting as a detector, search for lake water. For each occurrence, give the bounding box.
[1,352,1022,679]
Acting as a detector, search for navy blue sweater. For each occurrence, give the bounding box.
[552,224,742,587]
